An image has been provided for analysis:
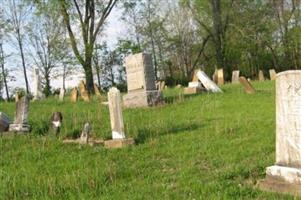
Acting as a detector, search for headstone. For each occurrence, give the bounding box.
[50,112,63,135]
[70,88,78,103]
[217,69,224,86]
[239,76,256,94]
[176,84,182,88]
[59,88,65,101]
[9,96,30,132]
[269,69,277,81]
[196,70,222,93]
[94,84,101,97]
[105,87,134,148]
[232,70,240,84]
[259,70,265,81]
[80,122,91,144]
[15,92,20,102]
[259,71,301,196]
[33,68,44,100]
[192,71,199,82]
[123,53,163,108]
[0,112,10,132]
[212,69,218,84]
[79,81,90,102]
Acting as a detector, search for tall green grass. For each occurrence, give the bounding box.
[0,81,298,199]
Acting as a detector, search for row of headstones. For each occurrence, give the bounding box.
[0,87,133,149]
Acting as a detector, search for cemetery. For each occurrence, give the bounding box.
[0,0,300,199]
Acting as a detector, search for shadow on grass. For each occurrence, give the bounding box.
[135,122,201,144]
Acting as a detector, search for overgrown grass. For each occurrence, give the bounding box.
[0,81,299,199]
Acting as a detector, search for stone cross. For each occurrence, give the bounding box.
[217,69,224,86]
[269,69,277,81]
[108,87,125,139]
[231,70,240,84]
[258,70,265,81]
[33,68,44,100]
[9,96,30,132]
[239,77,256,94]
[259,71,301,195]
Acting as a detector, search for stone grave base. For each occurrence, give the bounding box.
[63,138,104,146]
[184,87,202,95]
[258,165,301,196]
[123,90,163,108]
[8,124,30,133]
[104,138,135,149]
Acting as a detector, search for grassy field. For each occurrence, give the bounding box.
[0,81,299,199]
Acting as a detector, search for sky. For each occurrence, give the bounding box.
[5,6,126,95]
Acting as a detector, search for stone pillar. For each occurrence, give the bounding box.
[259,70,301,196]
[108,87,125,139]
[9,96,30,132]
[33,68,44,100]
[217,69,224,86]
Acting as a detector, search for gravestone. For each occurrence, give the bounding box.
[15,92,20,102]
[184,70,203,95]
[9,96,30,132]
[50,112,63,135]
[217,69,224,86]
[239,76,256,94]
[212,69,218,84]
[59,88,65,101]
[196,70,222,93]
[80,123,91,144]
[94,84,101,97]
[0,112,10,132]
[232,70,240,84]
[269,69,277,81]
[259,71,301,196]
[105,87,134,148]
[79,81,90,102]
[70,88,78,103]
[33,68,44,100]
[259,70,265,81]
[123,53,163,108]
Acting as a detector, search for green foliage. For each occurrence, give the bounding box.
[0,82,298,199]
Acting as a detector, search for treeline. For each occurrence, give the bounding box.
[0,0,300,99]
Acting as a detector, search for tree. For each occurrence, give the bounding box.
[58,0,118,94]
[3,0,31,93]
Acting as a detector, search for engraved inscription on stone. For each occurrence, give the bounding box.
[276,71,301,168]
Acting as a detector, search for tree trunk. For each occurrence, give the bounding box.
[84,61,94,95]
[17,31,29,94]
[0,44,9,100]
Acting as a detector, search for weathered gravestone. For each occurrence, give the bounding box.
[259,71,301,196]
[33,68,45,100]
[70,88,78,103]
[105,87,134,148]
[0,112,10,132]
[156,81,165,91]
[259,70,265,81]
[269,69,277,81]
[79,81,90,102]
[232,70,240,84]
[59,88,65,101]
[184,70,203,95]
[9,96,30,132]
[212,69,218,84]
[80,122,91,144]
[123,53,163,108]
[239,76,256,94]
[196,70,222,93]
[217,69,224,86]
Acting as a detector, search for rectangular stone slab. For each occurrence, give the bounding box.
[196,70,222,93]
[104,138,135,149]
[232,70,240,84]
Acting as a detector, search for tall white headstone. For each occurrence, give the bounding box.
[33,68,44,100]
[260,70,301,195]
[108,87,125,139]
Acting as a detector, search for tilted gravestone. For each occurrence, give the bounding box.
[259,71,301,196]
[196,70,222,93]
[105,87,134,148]
[70,88,78,103]
[9,96,30,132]
[217,69,224,86]
[239,76,256,94]
[0,112,10,132]
[33,68,45,100]
[269,69,277,81]
[258,70,265,81]
[232,70,240,84]
[123,53,163,108]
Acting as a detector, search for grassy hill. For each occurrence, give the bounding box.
[0,81,299,199]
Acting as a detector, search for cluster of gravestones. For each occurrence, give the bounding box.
[0,52,300,196]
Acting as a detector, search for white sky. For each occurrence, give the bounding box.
[5,6,125,94]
